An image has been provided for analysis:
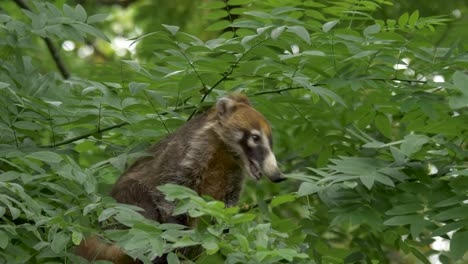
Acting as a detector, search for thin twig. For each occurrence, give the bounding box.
[187,38,269,120]
[252,77,428,96]
[143,90,170,134]
[13,0,70,79]
[41,122,129,148]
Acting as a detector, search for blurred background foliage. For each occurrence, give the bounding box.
[0,0,467,263]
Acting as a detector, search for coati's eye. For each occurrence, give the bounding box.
[251,134,261,143]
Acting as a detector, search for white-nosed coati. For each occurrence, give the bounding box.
[76,94,284,263]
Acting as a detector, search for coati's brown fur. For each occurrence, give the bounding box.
[77,94,283,263]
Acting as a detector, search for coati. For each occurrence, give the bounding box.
[77,94,284,263]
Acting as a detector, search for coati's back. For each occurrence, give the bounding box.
[110,112,212,223]
[78,94,283,263]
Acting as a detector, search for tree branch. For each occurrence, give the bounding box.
[252,77,428,96]
[41,105,197,148]
[41,122,129,148]
[13,0,70,79]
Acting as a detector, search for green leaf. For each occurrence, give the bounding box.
[98,208,118,222]
[172,237,199,248]
[201,234,219,255]
[450,71,468,108]
[276,248,308,261]
[50,231,69,253]
[302,50,325,56]
[270,194,297,208]
[0,15,10,23]
[433,206,468,221]
[87,13,108,23]
[63,4,75,18]
[7,206,20,220]
[157,184,198,201]
[83,203,100,216]
[72,23,109,41]
[329,157,388,176]
[432,221,467,237]
[205,10,229,20]
[235,234,249,252]
[149,237,165,257]
[400,134,429,156]
[13,121,42,130]
[230,213,255,224]
[360,175,374,189]
[271,26,285,40]
[71,231,83,246]
[398,13,409,27]
[162,24,179,35]
[287,26,311,44]
[450,230,468,260]
[0,171,21,182]
[449,94,468,109]
[27,151,63,163]
[75,4,87,22]
[363,24,380,36]
[453,71,468,95]
[344,50,378,61]
[384,214,421,226]
[374,113,392,138]
[322,20,339,32]
[390,146,407,163]
[0,82,10,89]
[410,247,430,264]
[386,203,423,215]
[408,10,419,28]
[375,173,394,187]
[206,20,231,31]
[297,182,320,196]
[122,60,141,72]
[0,230,8,249]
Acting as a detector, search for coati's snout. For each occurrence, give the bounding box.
[243,129,284,182]
[215,94,284,183]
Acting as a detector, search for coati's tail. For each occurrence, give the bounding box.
[76,235,139,264]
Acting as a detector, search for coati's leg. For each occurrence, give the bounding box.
[149,191,193,264]
[149,191,190,226]
[224,178,243,207]
[111,178,162,221]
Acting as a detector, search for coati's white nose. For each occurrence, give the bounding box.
[263,150,284,182]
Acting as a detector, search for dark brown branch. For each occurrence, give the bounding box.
[370,77,427,84]
[41,105,197,148]
[41,122,129,148]
[13,0,70,79]
[253,86,304,96]
[252,77,428,96]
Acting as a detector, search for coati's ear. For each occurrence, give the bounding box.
[228,93,251,105]
[216,97,237,119]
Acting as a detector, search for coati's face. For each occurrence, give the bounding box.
[215,95,284,183]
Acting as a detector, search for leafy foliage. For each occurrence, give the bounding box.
[0,0,467,263]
